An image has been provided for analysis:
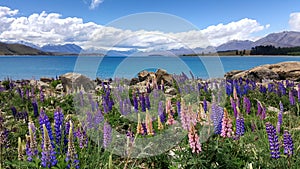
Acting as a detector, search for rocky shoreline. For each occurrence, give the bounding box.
[225,61,300,82]
[1,61,300,99]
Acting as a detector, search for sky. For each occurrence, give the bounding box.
[0,0,300,51]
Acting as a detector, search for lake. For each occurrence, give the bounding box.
[1,55,300,80]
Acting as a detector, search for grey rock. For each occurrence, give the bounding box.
[40,77,54,83]
[60,73,95,91]
[55,84,63,91]
[138,70,150,82]
[156,69,174,86]
[165,87,177,95]
[225,61,300,81]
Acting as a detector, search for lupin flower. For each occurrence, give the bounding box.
[257,101,262,116]
[64,120,74,149]
[256,101,266,120]
[145,110,154,136]
[17,87,24,99]
[197,103,205,123]
[289,90,295,105]
[39,109,54,147]
[226,82,233,96]
[259,85,267,94]
[159,79,164,91]
[188,123,202,154]
[268,83,274,93]
[166,99,175,125]
[41,124,57,168]
[103,121,112,148]
[146,81,151,93]
[11,106,18,119]
[136,113,144,135]
[32,100,39,117]
[210,103,224,135]
[158,101,165,123]
[145,94,151,110]
[166,112,175,125]
[230,97,238,118]
[203,98,207,113]
[133,94,138,112]
[265,122,280,159]
[221,108,233,138]
[26,89,30,100]
[66,121,79,169]
[176,101,181,117]
[139,94,146,112]
[233,87,238,100]
[278,82,286,96]
[76,124,88,149]
[283,130,294,157]
[235,108,245,137]
[180,103,189,130]
[40,89,45,102]
[157,115,164,130]
[54,107,64,147]
[142,122,147,135]
[243,83,250,95]
[86,111,94,129]
[204,82,208,93]
[276,102,283,133]
[18,137,23,160]
[26,122,38,161]
[243,96,251,114]
[94,109,104,129]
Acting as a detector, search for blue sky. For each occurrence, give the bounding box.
[0,0,300,50]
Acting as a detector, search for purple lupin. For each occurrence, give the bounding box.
[265,122,280,159]
[289,90,295,105]
[283,130,294,157]
[276,102,283,133]
[103,121,112,148]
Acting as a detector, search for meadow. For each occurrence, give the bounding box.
[0,74,299,169]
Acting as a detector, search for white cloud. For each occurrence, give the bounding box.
[0,6,270,51]
[90,0,104,9]
[289,12,300,31]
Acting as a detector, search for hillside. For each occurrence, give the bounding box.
[0,42,50,55]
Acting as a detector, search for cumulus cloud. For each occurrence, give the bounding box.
[0,6,270,51]
[289,12,300,31]
[90,0,104,9]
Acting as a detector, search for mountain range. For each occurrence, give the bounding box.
[215,31,300,52]
[1,31,300,55]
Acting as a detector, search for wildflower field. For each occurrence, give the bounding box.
[0,75,300,169]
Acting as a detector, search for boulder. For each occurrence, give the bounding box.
[155,69,174,86]
[55,84,64,91]
[37,81,50,88]
[225,61,300,82]
[224,70,243,79]
[40,77,54,83]
[130,78,139,85]
[165,87,177,95]
[138,70,150,82]
[60,73,95,92]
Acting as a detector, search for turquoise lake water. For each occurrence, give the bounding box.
[1,55,300,80]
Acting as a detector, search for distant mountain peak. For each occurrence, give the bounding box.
[41,43,82,54]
